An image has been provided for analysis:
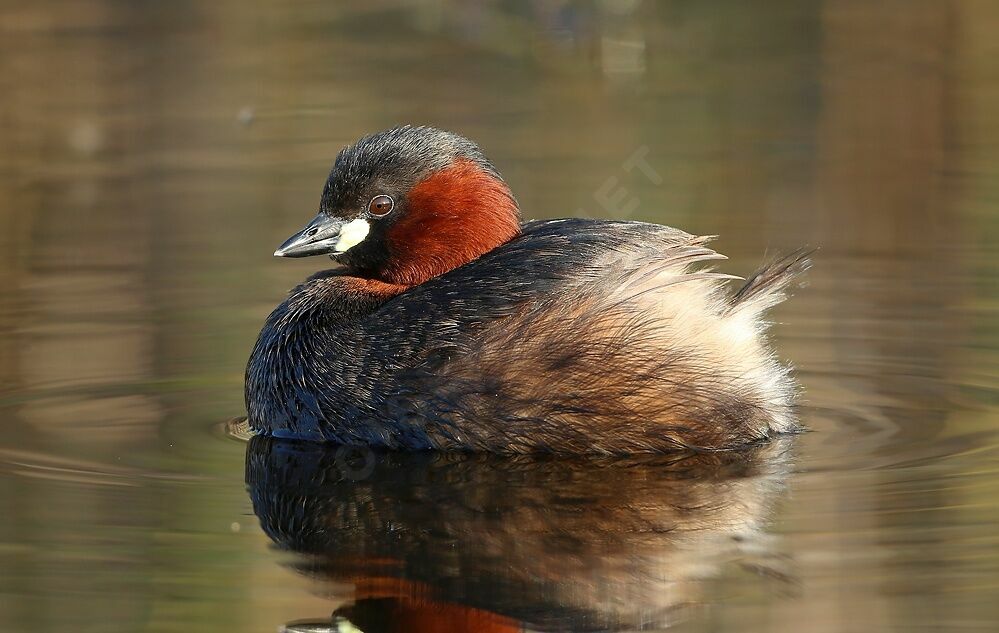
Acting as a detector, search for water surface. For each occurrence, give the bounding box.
[1,2,998,631]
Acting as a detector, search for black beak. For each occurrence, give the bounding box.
[273,214,345,258]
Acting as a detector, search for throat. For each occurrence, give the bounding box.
[380,160,522,286]
[280,272,407,323]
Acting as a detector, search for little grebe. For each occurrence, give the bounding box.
[245,126,810,454]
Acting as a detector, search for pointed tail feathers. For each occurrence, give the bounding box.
[727,248,814,318]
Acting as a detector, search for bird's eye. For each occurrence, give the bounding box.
[368,194,394,217]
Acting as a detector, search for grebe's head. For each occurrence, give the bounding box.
[273,126,521,286]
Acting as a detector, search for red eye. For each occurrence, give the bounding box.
[368,194,394,217]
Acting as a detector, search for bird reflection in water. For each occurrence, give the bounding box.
[246,436,796,632]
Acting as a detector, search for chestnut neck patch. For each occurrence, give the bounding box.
[379,160,521,287]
